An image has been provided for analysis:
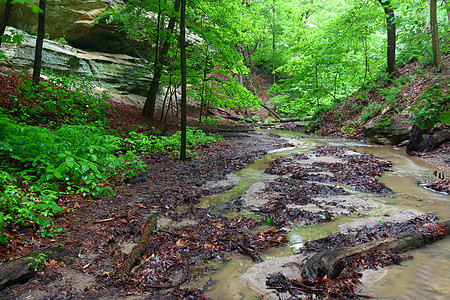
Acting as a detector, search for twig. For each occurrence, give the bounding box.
[237,242,263,262]
[93,215,127,224]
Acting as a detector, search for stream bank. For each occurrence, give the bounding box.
[196,129,449,299]
[0,126,448,299]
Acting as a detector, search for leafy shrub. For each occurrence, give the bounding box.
[201,116,222,125]
[0,168,63,243]
[341,120,358,136]
[379,79,403,105]
[438,111,450,125]
[7,72,110,127]
[359,102,383,122]
[0,114,146,243]
[124,127,223,158]
[412,84,447,130]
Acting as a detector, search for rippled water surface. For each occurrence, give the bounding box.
[202,130,449,299]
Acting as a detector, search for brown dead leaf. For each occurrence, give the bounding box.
[176,239,189,247]
[45,259,60,267]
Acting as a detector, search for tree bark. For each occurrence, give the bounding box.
[413,129,450,153]
[0,0,13,48]
[301,220,450,281]
[199,41,209,122]
[180,0,187,161]
[378,0,397,78]
[430,0,445,72]
[0,256,37,291]
[445,0,450,24]
[32,0,46,85]
[0,246,59,291]
[142,0,181,119]
[272,0,276,84]
[406,124,425,154]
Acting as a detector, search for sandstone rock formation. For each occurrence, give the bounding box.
[0,0,134,54]
[1,27,152,96]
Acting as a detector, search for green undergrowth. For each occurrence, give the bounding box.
[0,72,222,244]
[125,128,222,158]
[310,64,449,135]
[6,70,110,128]
[412,84,448,130]
[0,114,145,243]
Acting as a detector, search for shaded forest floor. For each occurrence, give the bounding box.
[1,101,448,299]
[0,56,449,299]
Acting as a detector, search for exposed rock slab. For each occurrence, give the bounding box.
[338,209,425,234]
[1,27,152,95]
[0,0,132,54]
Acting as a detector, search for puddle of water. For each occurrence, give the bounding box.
[200,130,449,299]
[190,255,260,300]
[200,156,273,208]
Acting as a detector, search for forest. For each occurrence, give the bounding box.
[0,0,449,299]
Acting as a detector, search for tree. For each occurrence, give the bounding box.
[180,0,187,160]
[1,0,41,53]
[445,0,450,22]
[378,0,397,78]
[272,0,276,84]
[32,0,46,85]
[430,0,445,72]
[142,0,181,119]
[0,0,13,48]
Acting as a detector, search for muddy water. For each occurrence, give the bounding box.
[200,130,449,299]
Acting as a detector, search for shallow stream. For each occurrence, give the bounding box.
[200,130,449,299]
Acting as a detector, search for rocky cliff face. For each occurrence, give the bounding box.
[1,27,152,96]
[0,0,138,55]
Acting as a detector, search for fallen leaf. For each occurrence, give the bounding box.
[44,259,60,267]
[176,239,189,247]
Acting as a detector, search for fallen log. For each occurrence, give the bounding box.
[279,117,301,123]
[119,215,157,274]
[407,126,450,154]
[261,104,282,121]
[0,246,57,291]
[301,220,450,281]
[0,256,37,291]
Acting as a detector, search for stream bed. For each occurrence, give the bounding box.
[197,130,449,299]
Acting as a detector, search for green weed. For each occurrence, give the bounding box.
[0,114,146,243]
[412,84,447,130]
[359,102,383,122]
[124,127,223,158]
[27,252,47,271]
[8,73,110,128]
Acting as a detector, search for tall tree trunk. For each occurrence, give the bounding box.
[445,0,450,23]
[142,0,181,119]
[0,0,13,48]
[32,0,46,85]
[272,0,276,84]
[378,0,397,78]
[179,0,187,161]
[199,43,209,122]
[315,63,319,109]
[430,0,445,72]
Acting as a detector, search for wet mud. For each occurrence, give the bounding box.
[1,129,448,299]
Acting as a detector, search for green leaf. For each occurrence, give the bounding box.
[0,141,13,152]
